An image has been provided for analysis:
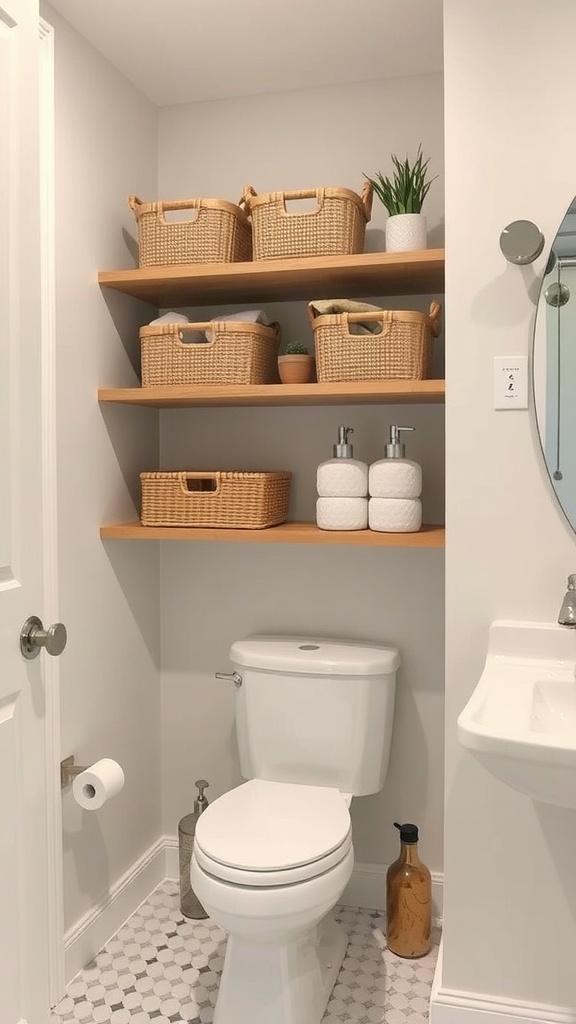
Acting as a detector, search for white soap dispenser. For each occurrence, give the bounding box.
[317,425,368,497]
[316,425,368,531]
[369,425,422,533]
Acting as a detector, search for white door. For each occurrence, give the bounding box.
[1,1,54,1021]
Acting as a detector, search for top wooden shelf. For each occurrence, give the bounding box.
[98,249,445,307]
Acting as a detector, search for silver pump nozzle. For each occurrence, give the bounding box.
[194,779,209,815]
[385,425,415,459]
[558,575,576,628]
[333,425,354,458]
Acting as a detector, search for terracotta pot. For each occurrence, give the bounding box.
[278,354,316,384]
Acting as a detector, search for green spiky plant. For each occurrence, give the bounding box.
[283,340,309,355]
[364,146,436,216]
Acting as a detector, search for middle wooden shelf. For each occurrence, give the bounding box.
[101,521,446,547]
[98,379,445,408]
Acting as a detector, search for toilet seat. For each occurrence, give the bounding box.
[194,833,352,887]
[194,779,352,887]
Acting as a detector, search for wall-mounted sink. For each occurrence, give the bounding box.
[458,621,576,807]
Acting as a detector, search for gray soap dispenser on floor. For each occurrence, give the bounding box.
[178,779,209,919]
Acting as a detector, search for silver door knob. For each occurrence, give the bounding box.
[20,615,67,660]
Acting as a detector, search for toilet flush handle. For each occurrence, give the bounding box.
[215,671,243,688]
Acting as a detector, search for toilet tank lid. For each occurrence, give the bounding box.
[230,636,400,675]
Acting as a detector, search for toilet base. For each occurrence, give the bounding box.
[213,913,348,1024]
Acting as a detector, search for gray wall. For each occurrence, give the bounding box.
[157,74,446,875]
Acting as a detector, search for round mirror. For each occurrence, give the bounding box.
[533,197,576,527]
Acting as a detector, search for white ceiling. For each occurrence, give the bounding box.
[47,0,444,107]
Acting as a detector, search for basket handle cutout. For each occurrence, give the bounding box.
[279,189,325,215]
[343,311,385,336]
[162,206,201,225]
[178,472,221,497]
[176,324,217,348]
[283,193,324,215]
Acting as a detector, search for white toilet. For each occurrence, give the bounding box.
[191,636,399,1024]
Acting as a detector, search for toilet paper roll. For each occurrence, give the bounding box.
[72,758,125,811]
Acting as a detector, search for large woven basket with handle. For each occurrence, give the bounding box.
[309,301,442,382]
[128,194,252,267]
[241,183,373,261]
[139,320,280,386]
[140,471,292,529]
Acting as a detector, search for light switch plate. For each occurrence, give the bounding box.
[493,356,528,409]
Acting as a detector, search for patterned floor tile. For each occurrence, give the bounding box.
[51,879,440,1023]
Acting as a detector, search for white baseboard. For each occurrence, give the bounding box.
[165,836,443,921]
[164,834,179,878]
[64,837,168,984]
[430,942,576,1024]
[64,836,444,986]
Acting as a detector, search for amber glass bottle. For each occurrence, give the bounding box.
[386,821,431,958]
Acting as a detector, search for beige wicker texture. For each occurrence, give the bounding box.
[309,301,442,382]
[140,471,292,529]
[139,320,281,386]
[242,183,373,261]
[128,195,252,267]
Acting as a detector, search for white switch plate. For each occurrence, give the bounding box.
[493,356,528,409]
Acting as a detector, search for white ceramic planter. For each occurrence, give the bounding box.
[385,213,427,253]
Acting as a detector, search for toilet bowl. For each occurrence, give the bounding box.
[194,636,399,1024]
[191,779,354,1024]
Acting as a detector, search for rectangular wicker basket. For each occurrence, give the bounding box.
[128,194,252,267]
[140,471,292,529]
[309,301,442,382]
[139,320,281,386]
[241,183,373,261]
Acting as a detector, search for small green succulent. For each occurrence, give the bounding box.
[364,146,436,216]
[283,340,309,355]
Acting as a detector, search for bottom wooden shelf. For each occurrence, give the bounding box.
[100,521,445,548]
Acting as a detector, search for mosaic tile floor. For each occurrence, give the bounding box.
[52,879,440,1024]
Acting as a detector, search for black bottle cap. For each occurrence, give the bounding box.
[394,821,419,843]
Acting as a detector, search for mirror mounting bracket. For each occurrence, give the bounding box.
[500,220,545,265]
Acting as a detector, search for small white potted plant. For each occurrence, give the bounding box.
[278,340,316,385]
[365,146,436,253]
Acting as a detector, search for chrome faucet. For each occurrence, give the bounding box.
[558,574,576,627]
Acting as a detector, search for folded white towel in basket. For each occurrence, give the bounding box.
[149,311,190,325]
[210,309,270,326]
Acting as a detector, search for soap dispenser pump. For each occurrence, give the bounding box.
[369,425,422,533]
[178,779,209,919]
[317,425,368,497]
[316,424,368,531]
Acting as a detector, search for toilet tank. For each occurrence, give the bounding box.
[230,636,399,797]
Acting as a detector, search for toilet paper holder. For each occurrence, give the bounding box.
[60,755,88,788]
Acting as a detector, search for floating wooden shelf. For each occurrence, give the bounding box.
[100,521,445,548]
[98,250,445,306]
[98,379,445,408]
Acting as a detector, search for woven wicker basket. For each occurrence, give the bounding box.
[140,320,281,386]
[241,183,373,261]
[140,471,292,529]
[128,194,252,267]
[309,301,442,382]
